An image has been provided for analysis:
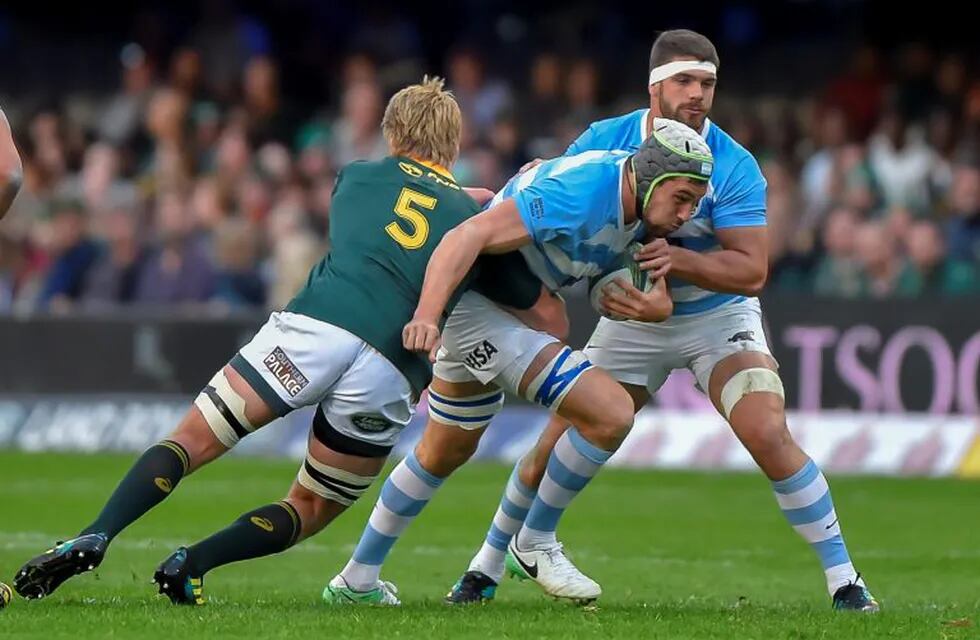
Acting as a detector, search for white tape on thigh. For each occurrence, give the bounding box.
[523,347,593,411]
[194,370,255,448]
[297,456,377,506]
[719,367,784,419]
[427,388,505,431]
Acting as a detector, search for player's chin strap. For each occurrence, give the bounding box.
[648,60,717,85]
[719,367,785,420]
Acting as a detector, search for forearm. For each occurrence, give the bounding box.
[669,246,767,296]
[414,228,483,322]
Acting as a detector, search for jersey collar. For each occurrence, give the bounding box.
[404,156,457,183]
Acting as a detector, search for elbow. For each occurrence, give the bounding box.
[739,267,769,297]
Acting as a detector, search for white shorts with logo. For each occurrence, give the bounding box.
[433,291,559,393]
[233,311,414,451]
[583,298,774,395]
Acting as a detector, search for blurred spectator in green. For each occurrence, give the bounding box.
[904,219,978,296]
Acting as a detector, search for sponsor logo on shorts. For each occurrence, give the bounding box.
[263,347,309,397]
[727,330,756,344]
[464,340,499,370]
[351,414,393,433]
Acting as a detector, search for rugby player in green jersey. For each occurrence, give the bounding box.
[13,77,561,605]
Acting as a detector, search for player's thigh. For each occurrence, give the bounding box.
[188,312,364,457]
[586,316,686,400]
[690,303,789,452]
[170,364,279,471]
[515,343,634,447]
[417,376,503,476]
[440,291,560,388]
[441,292,632,437]
[424,346,510,473]
[319,340,417,459]
[284,337,415,532]
[584,317,671,399]
[233,311,364,415]
[687,300,778,400]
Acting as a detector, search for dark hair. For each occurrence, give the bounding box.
[649,29,720,72]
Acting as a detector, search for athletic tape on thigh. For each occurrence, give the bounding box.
[523,347,593,410]
[194,370,255,448]
[720,367,784,419]
[427,388,504,431]
[297,455,377,507]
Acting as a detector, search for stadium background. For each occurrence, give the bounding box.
[0,3,979,637]
[1,0,977,476]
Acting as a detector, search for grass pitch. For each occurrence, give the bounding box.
[0,451,977,639]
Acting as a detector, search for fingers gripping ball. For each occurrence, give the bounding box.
[588,243,652,320]
[1,581,12,609]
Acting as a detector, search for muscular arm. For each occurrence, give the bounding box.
[0,110,23,220]
[668,226,768,296]
[412,199,531,327]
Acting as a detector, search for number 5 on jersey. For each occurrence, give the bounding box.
[386,188,436,249]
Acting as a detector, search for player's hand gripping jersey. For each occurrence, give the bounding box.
[566,109,767,315]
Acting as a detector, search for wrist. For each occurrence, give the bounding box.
[668,246,693,275]
[412,307,440,324]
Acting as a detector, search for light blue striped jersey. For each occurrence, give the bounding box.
[487,150,642,290]
[566,109,767,315]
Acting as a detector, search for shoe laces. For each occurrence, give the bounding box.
[379,580,399,604]
[542,543,588,581]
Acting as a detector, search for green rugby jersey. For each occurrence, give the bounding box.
[287,155,540,396]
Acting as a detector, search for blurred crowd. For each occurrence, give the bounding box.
[0,38,978,315]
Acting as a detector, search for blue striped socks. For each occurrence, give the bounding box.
[468,462,535,581]
[340,451,443,591]
[773,458,860,594]
[516,427,613,550]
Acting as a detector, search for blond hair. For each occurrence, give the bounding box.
[382,76,461,168]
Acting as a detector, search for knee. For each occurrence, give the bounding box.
[577,388,634,449]
[169,414,228,472]
[416,435,477,478]
[736,410,793,458]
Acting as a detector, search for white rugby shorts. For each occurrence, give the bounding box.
[232,311,414,450]
[583,298,774,394]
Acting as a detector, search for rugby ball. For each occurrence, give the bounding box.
[588,261,653,321]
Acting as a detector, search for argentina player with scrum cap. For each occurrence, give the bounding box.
[322,119,713,605]
[447,29,879,612]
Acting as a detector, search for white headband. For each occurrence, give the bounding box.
[648,60,717,85]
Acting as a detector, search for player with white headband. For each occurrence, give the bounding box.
[447,29,879,613]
